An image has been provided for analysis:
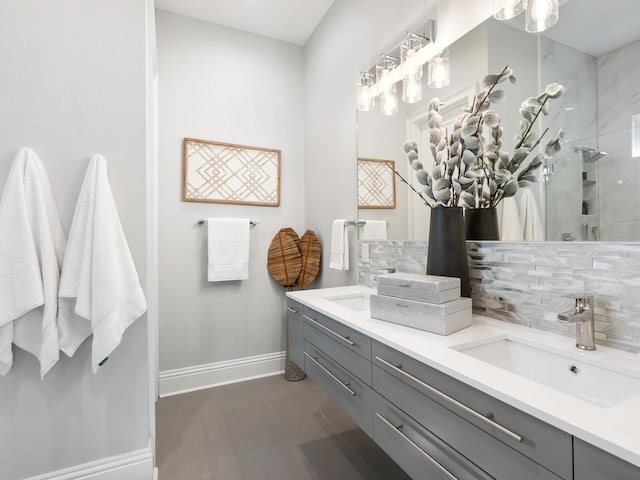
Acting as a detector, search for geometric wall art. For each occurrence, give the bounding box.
[183,138,281,206]
[357,158,396,209]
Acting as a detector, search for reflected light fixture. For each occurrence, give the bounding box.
[401,33,425,104]
[427,49,450,89]
[525,0,559,33]
[377,55,399,116]
[493,0,526,20]
[356,72,376,112]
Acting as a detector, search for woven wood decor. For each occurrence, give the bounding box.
[358,158,396,209]
[183,138,281,206]
[298,230,321,289]
[267,229,302,288]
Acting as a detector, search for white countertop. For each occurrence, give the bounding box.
[287,285,640,468]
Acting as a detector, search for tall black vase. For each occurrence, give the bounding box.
[465,207,500,241]
[427,206,471,297]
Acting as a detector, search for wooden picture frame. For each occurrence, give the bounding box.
[357,158,396,209]
[183,138,281,206]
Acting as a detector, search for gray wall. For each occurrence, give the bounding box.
[155,10,305,372]
[304,0,438,288]
[0,1,150,479]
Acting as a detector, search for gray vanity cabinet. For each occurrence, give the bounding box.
[373,341,573,480]
[573,438,640,480]
[302,306,374,436]
[286,299,305,369]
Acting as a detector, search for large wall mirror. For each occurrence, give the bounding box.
[357,0,640,242]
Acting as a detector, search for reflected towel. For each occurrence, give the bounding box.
[0,147,66,377]
[329,219,349,270]
[207,218,250,281]
[58,154,147,372]
[498,197,524,241]
[519,189,544,241]
[362,220,387,240]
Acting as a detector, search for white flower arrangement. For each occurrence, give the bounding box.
[402,65,565,208]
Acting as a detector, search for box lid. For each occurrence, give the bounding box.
[377,272,460,292]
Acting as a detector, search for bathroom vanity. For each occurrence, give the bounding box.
[286,286,640,480]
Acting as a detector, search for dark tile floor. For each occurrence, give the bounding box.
[156,374,411,480]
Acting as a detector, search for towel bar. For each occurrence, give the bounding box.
[197,219,258,226]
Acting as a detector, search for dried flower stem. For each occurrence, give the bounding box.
[471,64,511,117]
[515,96,550,150]
[388,165,433,207]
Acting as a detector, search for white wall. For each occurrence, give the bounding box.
[155,11,305,377]
[304,0,493,287]
[0,1,150,479]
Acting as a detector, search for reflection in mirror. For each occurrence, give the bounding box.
[357,0,640,242]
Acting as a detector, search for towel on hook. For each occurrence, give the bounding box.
[207,218,250,281]
[329,219,349,270]
[519,189,544,241]
[0,147,66,377]
[58,154,147,373]
[498,197,524,241]
[362,220,387,240]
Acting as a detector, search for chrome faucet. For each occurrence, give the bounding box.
[557,296,596,350]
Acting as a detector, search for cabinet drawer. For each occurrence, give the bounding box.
[373,341,572,480]
[374,393,492,480]
[304,340,373,436]
[303,306,372,360]
[286,300,304,369]
[305,320,371,385]
[573,438,640,480]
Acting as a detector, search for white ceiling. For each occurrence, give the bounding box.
[155,0,335,46]
[505,0,640,57]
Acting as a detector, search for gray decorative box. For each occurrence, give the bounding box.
[370,294,472,335]
[377,273,460,304]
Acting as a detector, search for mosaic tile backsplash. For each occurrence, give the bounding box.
[358,240,640,352]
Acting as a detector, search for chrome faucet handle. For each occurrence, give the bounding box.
[557,295,596,351]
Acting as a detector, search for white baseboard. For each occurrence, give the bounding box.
[25,447,153,480]
[158,351,286,397]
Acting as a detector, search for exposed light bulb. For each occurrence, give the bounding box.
[526,0,559,33]
[380,68,394,94]
[381,91,398,116]
[403,77,422,104]
[427,50,450,89]
[493,0,525,20]
[357,84,374,111]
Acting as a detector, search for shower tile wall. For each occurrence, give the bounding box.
[597,39,640,240]
[358,240,640,352]
[540,37,599,242]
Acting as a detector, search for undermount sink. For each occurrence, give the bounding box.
[452,335,640,408]
[324,293,370,312]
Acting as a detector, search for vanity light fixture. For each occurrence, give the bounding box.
[355,20,437,116]
[427,49,450,89]
[356,71,376,112]
[377,55,399,116]
[525,0,559,33]
[493,0,526,20]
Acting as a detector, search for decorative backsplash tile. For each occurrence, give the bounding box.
[358,240,640,352]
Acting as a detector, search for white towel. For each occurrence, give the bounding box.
[498,197,524,241]
[362,220,387,240]
[0,147,66,377]
[207,218,250,281]
[58,154,147,372]
[519,189,544,241]
[329,219,349,270]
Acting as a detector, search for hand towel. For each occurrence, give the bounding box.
[207,218,250,281]
[0,147,66,377]
[329,219,349,270]
[498,197,524,241]
[362,220,387,240]
[58,154,147,372]
[519,189,544,241]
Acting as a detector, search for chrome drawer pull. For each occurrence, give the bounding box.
[375,356,523,444]
[304,352,356,397]
[303,314,355,346]
[285,306,298,314]
[376,413,459,480]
